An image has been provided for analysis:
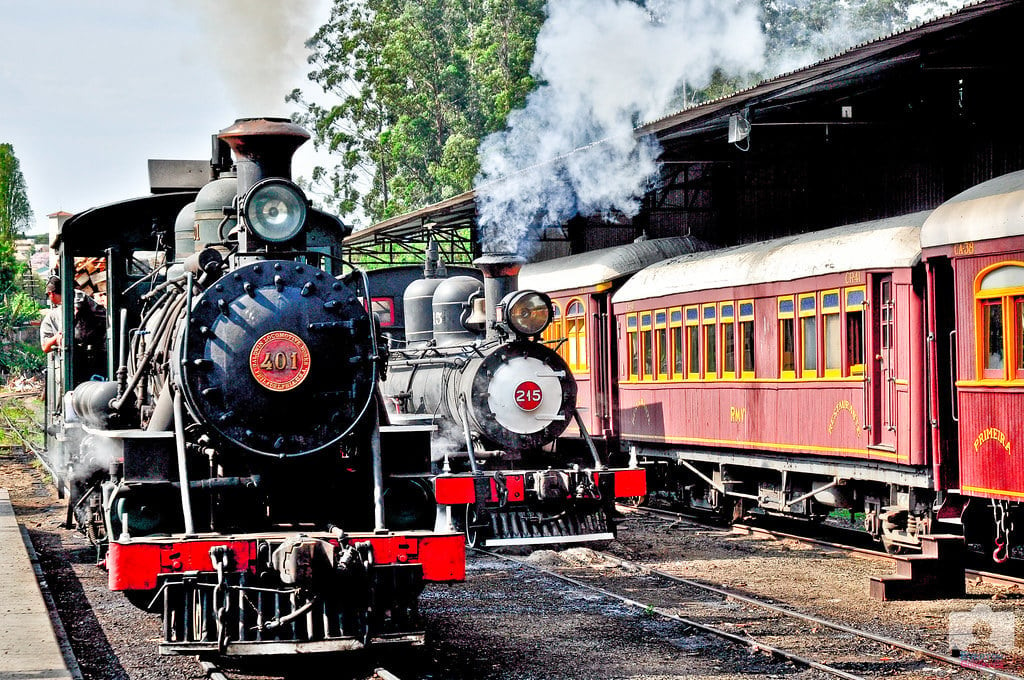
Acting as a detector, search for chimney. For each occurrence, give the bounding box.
[216,117,310,194]
[473,253,524,339]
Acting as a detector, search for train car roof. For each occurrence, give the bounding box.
[54,192,197,252]
[920,169,1024,249]
[613,212,929,303]
[519,236,710,293]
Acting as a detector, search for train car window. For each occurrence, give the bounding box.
[685,306,700,379]
[566,299,588,373]
[799,293,817,377]
[702,304,717,380]
[626,314,639,380]
[720,302,735,378]
[822,290,841,377]
[129,250,167,277]
[880,280,894,353]
[975,263,1024,381]
[670,308,683,379]
[1018,298,1024,378]
[778,296,795,379]
[655,310,668,380]
[543,301,563,352]
[641,311,653,379]
[371,298,395,327]
[982,300,1004,373]
[845,287,866,375]
[738,300,755,379]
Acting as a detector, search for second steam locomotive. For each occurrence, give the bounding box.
[371,245,646,547]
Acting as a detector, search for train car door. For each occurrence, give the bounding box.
[874,275,898,449]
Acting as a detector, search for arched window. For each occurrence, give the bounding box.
[566,298,588,373]
[975,262,1024,381]
[544,301,564,361]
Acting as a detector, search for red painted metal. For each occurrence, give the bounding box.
[433,475,476,504]
[107,532,465,592]
[957,388,1024,500]
[611,469,647,497]
[612,269,926,467]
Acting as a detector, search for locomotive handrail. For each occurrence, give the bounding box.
[456,394,481,474]
[173,388,197,536]
[571,408,605,470]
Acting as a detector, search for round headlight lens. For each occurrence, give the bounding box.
[506,291,552,336]
[242,179,307,242]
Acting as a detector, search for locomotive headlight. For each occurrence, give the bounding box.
[242,179,307,242]
[503,291,552,337]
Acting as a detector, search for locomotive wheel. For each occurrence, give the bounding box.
[464,505,482,548]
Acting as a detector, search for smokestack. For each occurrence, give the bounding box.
[217,117,310,194]
[474,253,524,339]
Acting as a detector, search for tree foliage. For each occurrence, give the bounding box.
[0,238,43,376]
[290,0,544,225]
[1,143,34,241]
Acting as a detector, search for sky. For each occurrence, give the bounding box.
[0,0,332,236]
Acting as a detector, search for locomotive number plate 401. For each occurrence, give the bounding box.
[514,381,543,411]
[249,331,312,392]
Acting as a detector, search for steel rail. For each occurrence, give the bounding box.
[475,548,867,680]
[615,505,1024,679]
[198,659,231,680]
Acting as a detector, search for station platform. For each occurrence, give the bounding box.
[0,488,77,679]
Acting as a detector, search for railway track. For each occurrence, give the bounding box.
[478,545,1024,679]
[620,503,1024,591]
[197,657,404,680]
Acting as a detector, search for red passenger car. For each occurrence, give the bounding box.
[610,214,935,550]
[922,170,1024,561]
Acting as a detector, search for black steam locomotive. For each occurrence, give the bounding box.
[43,118,464,656]
[371,244,647,547]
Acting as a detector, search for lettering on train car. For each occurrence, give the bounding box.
[974,427,1012,455]
[953,241,976,256]
[828,400,862,436]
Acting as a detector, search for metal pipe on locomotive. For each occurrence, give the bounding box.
[47,118,464,656]
[376,244,646,547]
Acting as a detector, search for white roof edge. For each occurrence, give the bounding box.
[519,236,710,293]
[613,212,930,304]
[921,169,1024,248]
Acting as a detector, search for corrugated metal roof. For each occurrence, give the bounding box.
[613,211,930,303]
[519,236,711,292]
[343,190,476,247]
[638,0,1007,140]
[921,169,1024,248]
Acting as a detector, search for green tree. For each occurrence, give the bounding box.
[0,238,43,376]
[1,143,34,240]
[290,0,544,225]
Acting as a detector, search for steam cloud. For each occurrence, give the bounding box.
[184,0,323,116]
[475,0,765,255]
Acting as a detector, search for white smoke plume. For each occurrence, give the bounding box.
[183,0,325,116]
[475,0,765,255]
